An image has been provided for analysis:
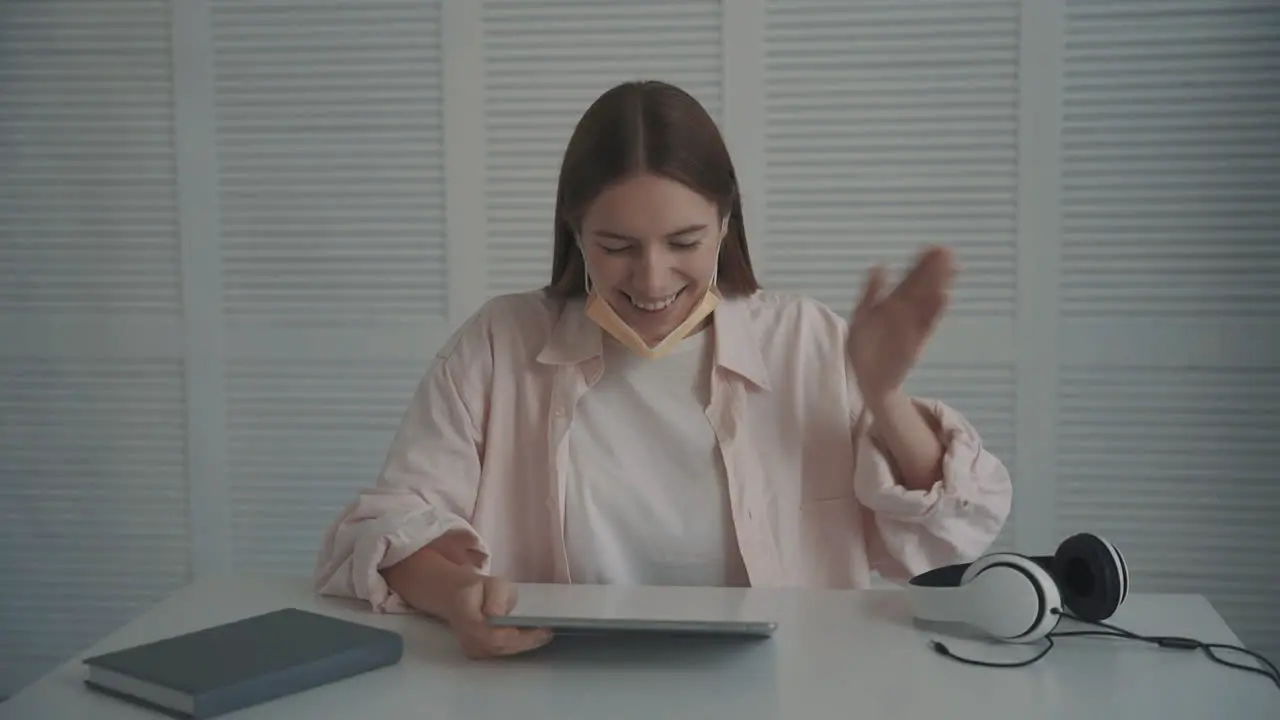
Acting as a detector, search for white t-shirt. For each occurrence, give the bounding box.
[564,326,750,587]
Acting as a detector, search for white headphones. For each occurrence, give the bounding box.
[905,533,1130,644]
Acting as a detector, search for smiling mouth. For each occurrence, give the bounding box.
[625,288,684,313]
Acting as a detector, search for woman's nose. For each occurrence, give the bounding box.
[633,250,673,296]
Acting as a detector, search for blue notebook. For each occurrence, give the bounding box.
[82,608,403,719]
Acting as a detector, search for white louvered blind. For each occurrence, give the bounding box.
[1056,369,1280,661]
[0,361,189,696]
[227,361,430,574]
[1059,1,1280,318]
[211,0,449,573]
[214,0,448,321]
[1057,1,1280,663]
[483,0,723,297]
[0,0,180,312]
[0,0,188,698]
[763,0,1020,317]
[763,0,1021,552]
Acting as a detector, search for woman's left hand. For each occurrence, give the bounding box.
[847,245,957,408]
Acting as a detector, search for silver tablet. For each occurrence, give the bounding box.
[483,583,779,638]
[488,613,778,637]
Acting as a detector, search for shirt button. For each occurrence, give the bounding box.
[554,407,565,417]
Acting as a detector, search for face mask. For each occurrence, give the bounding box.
[585,283,720,360]
[580,224,725,360]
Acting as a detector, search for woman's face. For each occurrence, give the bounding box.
[578,172,726,345]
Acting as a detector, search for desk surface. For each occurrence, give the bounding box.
[2,575,1275,719]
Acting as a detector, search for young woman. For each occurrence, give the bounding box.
[314,80,1012,659]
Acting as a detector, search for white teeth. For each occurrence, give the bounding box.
[628,291,679,312]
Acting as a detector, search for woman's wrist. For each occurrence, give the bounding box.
[382,543,478,622]
[863,389,945,491]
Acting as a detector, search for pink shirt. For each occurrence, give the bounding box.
[313,290,1013,613]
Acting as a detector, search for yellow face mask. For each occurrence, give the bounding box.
[585,283,720,360]
[580,230,723,360]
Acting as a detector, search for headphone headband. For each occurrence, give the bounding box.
[908,554,1059,643]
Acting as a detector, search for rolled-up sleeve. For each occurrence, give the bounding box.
[852,396,1012,582]
[313,322,492,613]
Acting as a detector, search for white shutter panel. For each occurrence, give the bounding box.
[0,361,188,696]
[1057,369,1280,659]
[214,0,448,320]
[764,0,1021,552]
[211,0,449,574]
[483,0,723,296]
[0,0,187,697]
[0,0,180,312]
[1057,1,1280,663]
[1059,1,1280,318]
[227,360,429,574]
[763,0,1020,316]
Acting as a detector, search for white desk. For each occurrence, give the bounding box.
[2,574,1275,719]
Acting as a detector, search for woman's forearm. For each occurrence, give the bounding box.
[381,537,480,622]
[865,390,945,492]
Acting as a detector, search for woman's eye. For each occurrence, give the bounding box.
[671,239,702,250]
[602,245,630,254]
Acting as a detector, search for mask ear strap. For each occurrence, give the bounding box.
[578,241,593,294]
[711,216,729,288]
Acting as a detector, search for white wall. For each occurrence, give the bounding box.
[1,0,1277,697]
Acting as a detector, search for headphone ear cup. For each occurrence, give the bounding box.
[1052,533,1127,622]
[960,553,1062,643]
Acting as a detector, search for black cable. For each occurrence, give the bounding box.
[929,608,1280,690]
[930,635,1055,668]
[1061,611,1280,690]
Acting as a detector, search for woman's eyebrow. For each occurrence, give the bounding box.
[592,224,707,242]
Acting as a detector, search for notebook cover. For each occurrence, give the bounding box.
[83,680,195,720]
[82,608,403,718]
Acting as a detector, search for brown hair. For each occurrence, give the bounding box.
[544,80,760,298]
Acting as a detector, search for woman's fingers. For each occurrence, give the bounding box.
[450,575,553,658]
[481,576,519,617]
[458,624,553,658]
